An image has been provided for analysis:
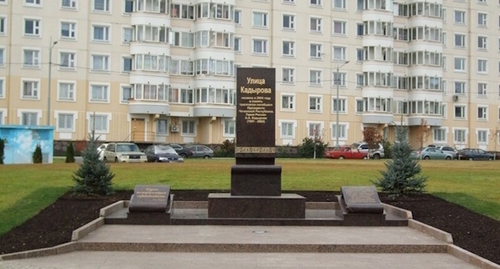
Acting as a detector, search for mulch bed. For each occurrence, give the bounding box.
[0,190,499,265]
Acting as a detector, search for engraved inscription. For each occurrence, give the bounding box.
[135,187,168,202]
[343,188,377,204]
[236,147,277,153]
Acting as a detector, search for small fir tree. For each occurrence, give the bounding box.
[73,133,114,196]
[373,124,427,199]
[33,144,43,163]
[298,137,328,158]
[65,142,75,163]
[0,138,5,164]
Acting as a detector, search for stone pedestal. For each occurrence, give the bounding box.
[208,193,305,219]
[231,165,281,196]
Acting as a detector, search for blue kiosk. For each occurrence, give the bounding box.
[0,125,54,164]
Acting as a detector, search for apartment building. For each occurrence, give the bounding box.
[0,0,499,151]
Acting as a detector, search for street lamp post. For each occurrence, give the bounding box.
[46,38,58,126]
[335,61,349,148]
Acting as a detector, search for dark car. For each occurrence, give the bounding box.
[164,143,194,158]
[457,148,494,161]
[144,145,184,163]
[185,144,214,159]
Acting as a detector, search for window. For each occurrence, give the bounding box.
[356,99,364,112]
[478,36,487,49]
[23,49,40,68]
[234,37,241,52]
[124,0,133,13]
[92,55,109,71]
[123,56,132,72]
[332,98,346,113]
[92,25,110,42]
[281,121,294,138]
[283,14,295,30]
[332,72,346,87]
[61,22,76,39]
[310,17,322,32]
[60,52,76,69]
[454,129,466,144]
[356,48,363,62]
[309,70,321,85]
[121,85,132,102]
[252,39,267,54]
[332,21,347,35]
[454,105,466,119]
[22,112,38,125]
[332,46,346,61]
[156,119,168,134]
[282,41,295,57]
[0,78,3,98]
[310,0,321,6]
[58,81,75,101]
[454,57,466,71]
[309,96,322,112]
[182,120,195,135]
[478,12,487,27]
[57,113,74,131]
[90,84,109,102]
[478,83,487,96]
[93,0,109,12]
[478,59,487,73]
[224,120,235,136]
[234,10,241,24]
[478,106,488,120]
[282,68,295,84]
[308,122,322,137]
[62,0,77,9]
[253,12,268,27]
[89,114,109,132]
[331,124,347,139]
[454,10,465,24]
[310,43,322,58]
[24,19,41,36]
[25,0,41,6]
[477,130,488,143]
[281,94,295,110]
[0,16,6,35]
[22,80,39,99]
[122,27,132,43]
[356,23,364,36]
[356,74,364,87]
[454,34,466,47]
[433,128,447,142]
[454,82,465,94]
[333,0,346,9]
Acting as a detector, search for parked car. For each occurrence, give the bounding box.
[436,145,459,159]
[97,143,108,161]
[410,147,455,160]
[102,142,147,163]
[144,145,184,163]
[457,148,494,161]
[325,146,368,159]
[185,144,214,159]
[164,143,194,158]
[351,142,385,159]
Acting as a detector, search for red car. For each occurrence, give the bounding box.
[325,146,368,159]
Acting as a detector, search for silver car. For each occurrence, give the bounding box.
[352,142,385,159]
[102,143,147,163]
[185,144,214,159]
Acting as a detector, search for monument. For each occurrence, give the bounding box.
[208,68,306,219]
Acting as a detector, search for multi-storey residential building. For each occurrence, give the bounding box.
[0,0,499,151]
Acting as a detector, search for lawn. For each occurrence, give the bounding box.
[1,158,499,236]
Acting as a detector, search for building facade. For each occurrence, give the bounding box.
[0,0,499,150]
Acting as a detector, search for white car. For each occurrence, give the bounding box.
[351,142,385,159]
[97,143,108,160]
[102,143,147,163]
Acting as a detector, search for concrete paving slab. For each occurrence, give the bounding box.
[0,252,482,269]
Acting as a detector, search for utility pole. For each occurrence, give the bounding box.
[46,38,58,125]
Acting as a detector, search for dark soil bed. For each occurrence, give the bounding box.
[0,190,499,265]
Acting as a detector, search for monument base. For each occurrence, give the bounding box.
[208,193,305,219]
[335,195,386,226]
[231,165,281,196]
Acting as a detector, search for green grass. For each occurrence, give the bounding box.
[1,158,499,236]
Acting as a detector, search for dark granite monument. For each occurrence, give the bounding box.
[336,186,386,225]
[127,185,173,224]
[208,68,306,218]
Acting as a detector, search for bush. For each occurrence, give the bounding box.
[65,142,75,163]
[298,137,328,158]
[218,139,235,157]
[381,139,392,159]
[33,144,43,163]
[373,125,427,199]
[73,133,114,196]
[0,138,4,164]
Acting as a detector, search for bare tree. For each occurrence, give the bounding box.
[415,119,430,151]
[363,126,382,159]
[491,127,499,160]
